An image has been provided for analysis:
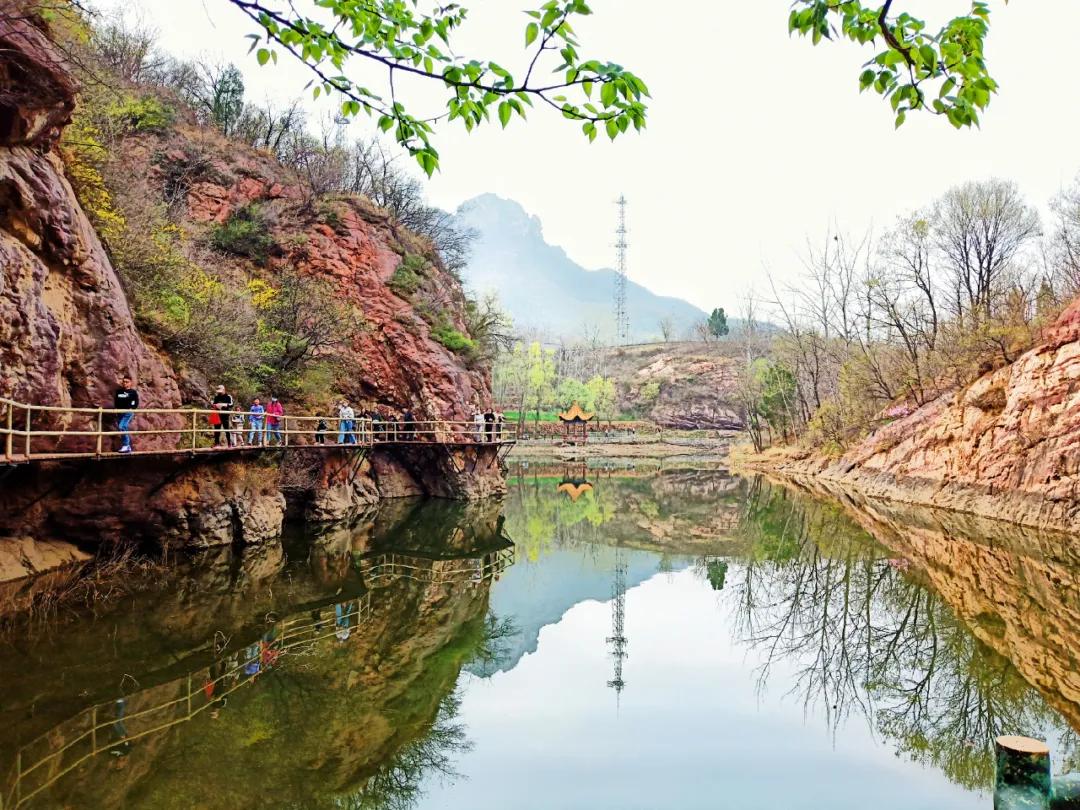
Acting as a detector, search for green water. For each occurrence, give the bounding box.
[2,468,1078,809]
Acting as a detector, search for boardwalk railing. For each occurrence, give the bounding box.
[0,397,516,464]
[1,544,515,809]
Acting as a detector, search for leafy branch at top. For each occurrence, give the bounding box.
[788,0,1005,129]
[227,0,650,175]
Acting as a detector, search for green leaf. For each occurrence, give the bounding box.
[525,22,539,46]
[256,48,271,66]
[498,101,512,128]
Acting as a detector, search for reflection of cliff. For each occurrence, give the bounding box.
[0,497,513,810]
[21,569,495,809]
[732,478,1079,790]
[506,469,748,561]
[781,477,1080,732]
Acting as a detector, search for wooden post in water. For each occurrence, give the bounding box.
[995,736,1051,810]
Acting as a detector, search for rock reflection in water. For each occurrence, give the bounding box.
[731,477,1080,790]
[0,499,516,810]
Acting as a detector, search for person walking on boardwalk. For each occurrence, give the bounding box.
[402,408,415,442]
[210,385,233,448]
[484,407,495,442]
[473,409,485,443]
[315,418,328,444]
[247,398,265,446]
[337,401,355,444]
[265,395,285,445]
[495,410,505,442]
[112,375,139,453]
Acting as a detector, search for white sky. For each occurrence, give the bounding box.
[92,0,1080,311]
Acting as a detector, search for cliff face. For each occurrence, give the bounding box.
[0,13,181,416]
[751,300,1080,532]
[0,9,504,577]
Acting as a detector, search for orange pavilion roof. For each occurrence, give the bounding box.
[558,402,595,422]
[556,481,594,501]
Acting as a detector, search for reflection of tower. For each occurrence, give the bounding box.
[606,543,628,701]
[613,195,629,345]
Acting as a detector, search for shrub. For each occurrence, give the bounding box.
[210,204,275,264]
[109,94,175,133]
[431,324,475,355]
[388,265,423,298]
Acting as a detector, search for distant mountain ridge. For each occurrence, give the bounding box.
[455,194,706,342]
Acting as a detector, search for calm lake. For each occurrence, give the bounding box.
[2,463,1078,809]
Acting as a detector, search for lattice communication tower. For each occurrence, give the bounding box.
[613,195,629,345]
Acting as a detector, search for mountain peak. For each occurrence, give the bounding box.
[455,195,705,342]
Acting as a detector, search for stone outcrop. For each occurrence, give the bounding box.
[603,342,743,430]
[745,300,1080,532]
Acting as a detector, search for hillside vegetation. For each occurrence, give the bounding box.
[45,6,505,410]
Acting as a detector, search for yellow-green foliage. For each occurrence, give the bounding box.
[60,118,126,246]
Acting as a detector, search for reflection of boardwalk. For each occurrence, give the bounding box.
[359,547,515,588]
[1,545,514,810]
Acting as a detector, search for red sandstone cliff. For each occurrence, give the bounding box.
[749,299,1080,532]
[0,8,505,579]
[0,12,181,415]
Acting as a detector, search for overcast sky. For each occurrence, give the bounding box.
[91,0,1080,312]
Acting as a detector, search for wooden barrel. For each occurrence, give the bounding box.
[996,736,1052,810]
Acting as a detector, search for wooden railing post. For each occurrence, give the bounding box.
[95,408,104,456]
[91,706,98,754]
[4,402,12,461]
[23,406,30,459]
[190,410,197,453]
[283,416,289,447]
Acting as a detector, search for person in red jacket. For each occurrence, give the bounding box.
[265,395,285,445]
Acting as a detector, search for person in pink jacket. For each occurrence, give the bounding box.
[265,396,285,445]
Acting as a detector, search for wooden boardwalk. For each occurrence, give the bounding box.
[0,397,515,466]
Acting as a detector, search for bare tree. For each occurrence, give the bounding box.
[658,316,675,342]
[933,179,1041,320]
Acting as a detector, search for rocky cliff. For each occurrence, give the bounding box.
[0,7,505,579]
[603,342,743,429]
[744,300,1080,532]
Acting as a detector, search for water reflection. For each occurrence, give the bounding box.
[4,467,1080,808]
[0,500,515,810]
[730,477,1077,790]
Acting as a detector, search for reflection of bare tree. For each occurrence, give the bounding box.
[341,692,472,810]
[337,609,518,810]
[731,480,1067,791]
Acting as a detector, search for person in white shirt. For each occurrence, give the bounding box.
[337,401,356,444]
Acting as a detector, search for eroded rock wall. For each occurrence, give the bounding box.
[750,300,1080,532]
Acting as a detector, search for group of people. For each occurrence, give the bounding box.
[333,401,420,444]
[108,376,507,451]
[208,385,285,448]
[472,408,506,443]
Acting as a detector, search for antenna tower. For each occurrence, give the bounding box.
[613,195,629,345]
[606,544,628,702]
